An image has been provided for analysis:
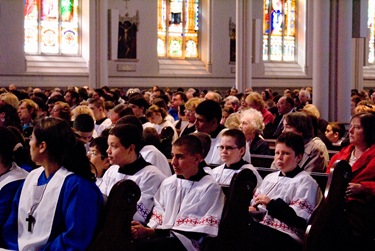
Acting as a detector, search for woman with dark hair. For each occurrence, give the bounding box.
[271,112,328,172]
[146,105,178,158]
[0,102,22,132]
[0,126,29,236]
[2,117,103,250]
[7,125,37,172]
[326,112,375,250]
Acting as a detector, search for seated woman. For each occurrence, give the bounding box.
[271,112,328,173]
[220,106,234,126]
[173,105,188,136]
[179,97,203,137]
[248,132,322,251]
[146,105,178,158]
[49,101,72,125]
[205,129,262,188]
[239,108,271,155]
[327,112,375,250]
[0,126,29,237]
[2,117,103,250]
[245,92,274,126]
[0,102,22,133]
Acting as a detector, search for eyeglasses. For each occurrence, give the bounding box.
[87,150,105,158]
[217,145,240,152]
[185,109,195,114]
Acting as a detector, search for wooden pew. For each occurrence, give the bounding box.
[251,154,274,168]
[303,160,352,251]
[203,169,258,251]
[89,180,141,251]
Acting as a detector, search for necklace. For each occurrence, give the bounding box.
[26,183,48,232]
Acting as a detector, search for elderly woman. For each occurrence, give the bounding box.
[239,108,270,155]
[271,112,328,173]
[50,101,72,125]
[326,112,375,250]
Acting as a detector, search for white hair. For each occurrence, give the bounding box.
[240,108,265,134]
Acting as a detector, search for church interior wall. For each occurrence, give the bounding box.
[1,0,375,92]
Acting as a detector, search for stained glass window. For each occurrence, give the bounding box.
[24,0,79,55]
[157,0,199,59]
[368,0,375,63]
[263,0,296,61]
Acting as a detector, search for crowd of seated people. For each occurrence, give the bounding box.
[0,84,374,250]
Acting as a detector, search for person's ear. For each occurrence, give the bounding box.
[295,153,302,163]
[239,146,246,157]
[194,153,202,163]
[38,141,47,153]
[129,144,136,153]
[333,131,339,139]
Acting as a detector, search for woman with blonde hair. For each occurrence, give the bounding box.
[0,93,19,109]
[245,92,274,125]
[71,104,95,121]
[179,97,203,136]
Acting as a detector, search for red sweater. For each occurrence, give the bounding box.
[328,144,375,199]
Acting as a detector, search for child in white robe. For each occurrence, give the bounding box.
[100,123,166,224]
[248,132,322,251]
[205,128,262,188]
[131,135,225,251]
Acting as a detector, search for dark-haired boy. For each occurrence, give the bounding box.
[131,135,225,251]
[101,124,166,225]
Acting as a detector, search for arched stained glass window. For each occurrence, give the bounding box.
[24,0,79,55]
[157,0,199,59]
[263,0,296,61]
[368,0,375,63]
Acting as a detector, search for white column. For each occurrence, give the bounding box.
[235,0,252,92]
[88,0,97,88]
[206,0,213,73]
[336,0,352,122]
[98,0,109,86]
[312,0,330,121]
